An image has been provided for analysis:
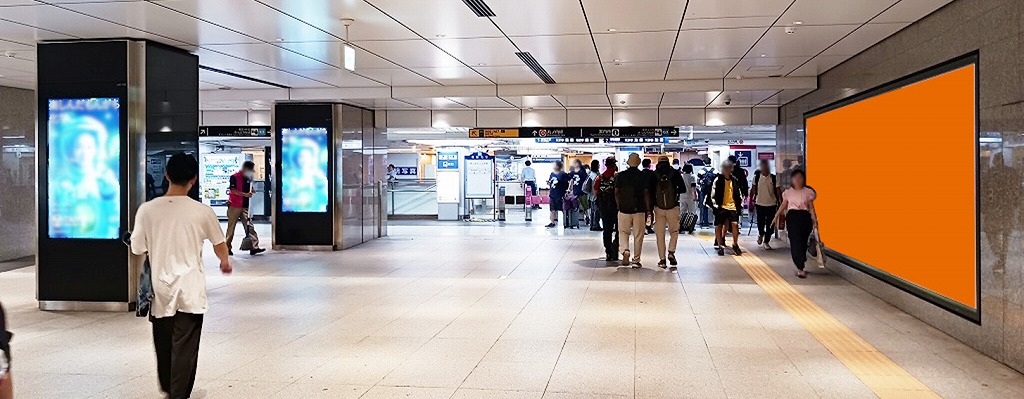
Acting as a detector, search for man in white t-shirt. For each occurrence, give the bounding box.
[750,159,781,249]
[131,153,231,399]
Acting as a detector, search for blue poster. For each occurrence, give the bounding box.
[47,98,121,239]
[735,150,753,168]
[281,127,329,212]
[437,151,459,170]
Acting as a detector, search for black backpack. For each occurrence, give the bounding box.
[655,172,677,210]
[699,168,716,192]
[597,174,616,211]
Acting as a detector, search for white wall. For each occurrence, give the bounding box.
[201,110,271,125]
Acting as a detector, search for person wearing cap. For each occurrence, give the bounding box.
[593,156,619,261]
[614,153,652,267]
[653,156,686,270]
[708,161,745,256]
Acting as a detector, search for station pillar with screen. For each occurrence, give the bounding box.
[37,40,199,311]
[272,102,385,251]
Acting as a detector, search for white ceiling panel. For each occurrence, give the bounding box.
[473,65,544,85]
[543,63,605,84]
[709,90,779,107]
[272,68,386,88]
[0,0,39,5]
[445,97,516,109]
[603,61,669,82]
[745,25,856,59]
[199,68,282,90]
[0,57,32,76]
[822,22,908,57]
[665,58,738,80]
[489,0,588,37]
[759,88,813,106]
[594,31,677,63]
[0,18,74,45]
[873,0,954,24]
[582,0,686,32]
[256,0,420,42]
[683,16,776,30]
[202,43,337,72]
[502,96,564,109]
[430,37,521,67]
[788,54,849,77]
[357,67,439,86]
[661,92,718,107]
[780,0,899,26]
[562,95,611,108]
[686,0,793,20]
[61,1,260,46]
[729,56,804,78]
[0,4,186,44]
[153,0,337,43]
[367,0,500,39]
[672,27,764,60]
[400,66,493,85]
[610,93,663,107]
[357,39,470,69]
[512,35,601,65]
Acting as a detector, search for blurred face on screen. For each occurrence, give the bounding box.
[72,132,98,169]
[297,141,319,173]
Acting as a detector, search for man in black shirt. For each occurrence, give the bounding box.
[615,154,653,268]
[641,158,656,234]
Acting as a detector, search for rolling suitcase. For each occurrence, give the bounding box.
[680,212,698,234]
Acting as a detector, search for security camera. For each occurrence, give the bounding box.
[785,27,796,35]
[724,96,732,106]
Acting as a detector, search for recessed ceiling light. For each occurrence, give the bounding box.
[276,38,284,42]
[607,28,617,32]
[477,63,487,66]
[760,54,766,57]
[793,21,804,25]
[218,86,232,91]
[436,33,447,38]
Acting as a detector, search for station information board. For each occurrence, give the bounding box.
[470,126,678,139]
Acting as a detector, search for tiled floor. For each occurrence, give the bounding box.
[1,221,1023,398]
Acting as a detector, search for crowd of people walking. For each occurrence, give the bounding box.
[531,154,818,277]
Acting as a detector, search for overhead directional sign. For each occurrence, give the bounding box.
[470,126,678,139]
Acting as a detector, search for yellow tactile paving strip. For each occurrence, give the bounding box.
[716,238,941,398]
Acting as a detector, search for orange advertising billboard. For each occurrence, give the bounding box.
[805,54,979,321]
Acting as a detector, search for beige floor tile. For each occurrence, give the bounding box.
[452,389,544,399]
[2,224,1022,399]
[483,339,565,364]
[269,382,370,398]
[379,357,479,388]
[461,361,555,392]
[360,386,456,399]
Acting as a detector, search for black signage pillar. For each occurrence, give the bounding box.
[37,40,198,311]
[272,102,384,250]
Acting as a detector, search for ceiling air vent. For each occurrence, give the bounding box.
[462,0,496,17]
[516,52,556,84]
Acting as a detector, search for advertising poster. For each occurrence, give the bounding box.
[47,98,121,239]
[200,153,246,209]
[281,127,329,212]
[806,59,978,319]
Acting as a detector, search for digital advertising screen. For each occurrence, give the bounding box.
[281,127,329,213]
[47,98,122,239]
[805,56,978,320]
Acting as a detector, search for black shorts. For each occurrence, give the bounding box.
[714,209,740,226]
[550,196,564,211]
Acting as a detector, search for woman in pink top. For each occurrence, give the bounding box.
[774,169,816,278]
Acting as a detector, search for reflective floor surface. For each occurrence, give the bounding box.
[0,221,1022,398]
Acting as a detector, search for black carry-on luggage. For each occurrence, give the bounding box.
[680,212,698,234]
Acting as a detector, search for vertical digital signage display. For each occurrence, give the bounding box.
[47,98,121,239]
[804,54,979,321]
[281,127,329,213]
